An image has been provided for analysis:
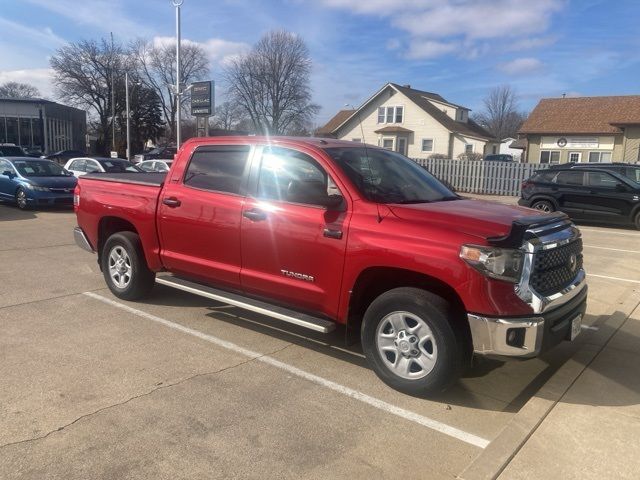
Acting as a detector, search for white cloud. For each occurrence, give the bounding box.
[0,68,55,99]
[0,17,66,49]
[317,0,566,59]
[498,57,544,75]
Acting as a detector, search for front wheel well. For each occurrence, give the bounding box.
[347,267,470,349]
[97,216,139,265]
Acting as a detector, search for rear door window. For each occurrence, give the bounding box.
[555,171,584,186]
[183,145,250,195]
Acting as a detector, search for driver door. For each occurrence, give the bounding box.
[240,146,350,318]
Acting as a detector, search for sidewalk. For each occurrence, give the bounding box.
[462,288,640,480]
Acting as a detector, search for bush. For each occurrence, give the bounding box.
[428,153,448,160]
[457,152,483,161]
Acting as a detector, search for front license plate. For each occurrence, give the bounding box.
[570,314,582,341]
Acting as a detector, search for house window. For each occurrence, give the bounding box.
[395,106,403,123]
[382,138,394,150]
[568,152,581,163]
[465,144,473,154]
[588,151,612,163]
[377,106,404,124]
[540,150,561,164]
[421,139,434,152]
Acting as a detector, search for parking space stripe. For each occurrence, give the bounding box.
[579,228,640,237]
[83,291,490,449]
[588,274,640,284]
[584,245,639,254]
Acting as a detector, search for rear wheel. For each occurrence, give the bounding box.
[634,211,640,230]
[361,287,465,395]
[15,187,29,210]
[101,232,155,300]
[531,199,554,213]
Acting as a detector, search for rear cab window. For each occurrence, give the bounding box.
[183,145,251,195]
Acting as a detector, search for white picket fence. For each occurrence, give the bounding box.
[413,158,548,196]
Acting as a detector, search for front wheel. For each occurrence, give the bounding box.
[634,211,640,230]
[15,187,29,210]
[361,287,465,395]
[101,232,155,300]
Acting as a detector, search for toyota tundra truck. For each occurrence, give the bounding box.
[73,137,587,394]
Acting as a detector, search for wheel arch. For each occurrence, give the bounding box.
[529,195,558,210]
[97,216,139,267]
[346,266,470,348]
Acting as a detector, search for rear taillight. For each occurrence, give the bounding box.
[73,184,80,209]
[521,180,532,190]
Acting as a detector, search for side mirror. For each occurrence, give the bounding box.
[615,183,628,192]
[287,180,344,210]
[2,170,15,178]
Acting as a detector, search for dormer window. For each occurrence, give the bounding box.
[377,106,404,124]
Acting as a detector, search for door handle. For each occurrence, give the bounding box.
[162,197,181,207]
[323,228,343,239]
[243,209,267,221]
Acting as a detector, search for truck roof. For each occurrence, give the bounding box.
[182,136,368,150]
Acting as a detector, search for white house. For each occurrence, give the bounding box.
[318,83,497,159]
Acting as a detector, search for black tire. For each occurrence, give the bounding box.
[531,199,554,213]
[101,232,155,300]
[361,287,465,395]
[634,211,640,230]
[15,187,29,210]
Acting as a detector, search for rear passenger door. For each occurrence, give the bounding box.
[553,170,586,217]
[157,144,252,289]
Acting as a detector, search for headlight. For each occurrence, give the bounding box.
[27,185,50,192]
[460,245,524,283]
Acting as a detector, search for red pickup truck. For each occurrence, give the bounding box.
[74,137,587,394]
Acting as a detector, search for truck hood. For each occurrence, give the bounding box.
[24,176,78,189]
[387,198,550,240]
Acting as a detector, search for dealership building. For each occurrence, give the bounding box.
[0,98,86,154]
[519,95,640,164]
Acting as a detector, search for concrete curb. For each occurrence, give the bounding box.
[459,286,640,480]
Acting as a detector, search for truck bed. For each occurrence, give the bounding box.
[82,172,166,187]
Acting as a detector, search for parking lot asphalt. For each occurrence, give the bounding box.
[1,202,639,479]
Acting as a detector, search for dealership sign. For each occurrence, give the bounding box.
[190,81,214,116]
[556,137,599,149]
[541,136,610,149]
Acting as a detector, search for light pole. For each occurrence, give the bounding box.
[125,72,131,160]
[173,0,183,148]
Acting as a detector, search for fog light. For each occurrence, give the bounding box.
[506,328,526,348]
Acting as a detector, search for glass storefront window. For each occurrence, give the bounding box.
[20,118,32,147]
[32,118,43,150]
[6,117,18,144]
[0,118,6,143]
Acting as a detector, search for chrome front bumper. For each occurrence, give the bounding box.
[74,227,94,253]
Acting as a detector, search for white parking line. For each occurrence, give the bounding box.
[588,274,640,284]
[579,228,640,237]
[83,291,490,449]
[584,245,639,254]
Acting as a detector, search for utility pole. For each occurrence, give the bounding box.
[111,32,116,153]
[125,72,131,160]
[173,0,183,148]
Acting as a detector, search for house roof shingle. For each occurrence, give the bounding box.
[519,96,640,135]
[316,109,355,136]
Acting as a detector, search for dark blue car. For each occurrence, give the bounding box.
[0,157,78,209]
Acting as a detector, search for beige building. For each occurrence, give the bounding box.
[519,95,640,164]
[317,83,497,159]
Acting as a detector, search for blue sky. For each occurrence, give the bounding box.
[1,0,639,125]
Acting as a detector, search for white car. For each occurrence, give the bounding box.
[64,157,141,176]
[137,159,173,173]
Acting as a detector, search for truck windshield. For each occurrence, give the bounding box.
[12,160,66,177]
[324,147,457,204]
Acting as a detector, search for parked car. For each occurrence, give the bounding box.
[73,137,587,395]
[137,159,173,172]
[44,150,87,165]
[64,157,142,176]
[484,154,514,162]
[0,144,29,157]
[519,166,640,229]
[132,146,177,164]
[0,157,77,209]
[548,162,640,184]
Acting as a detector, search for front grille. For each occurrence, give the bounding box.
[530,239,583,296]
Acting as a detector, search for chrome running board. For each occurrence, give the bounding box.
[155,275,336,333]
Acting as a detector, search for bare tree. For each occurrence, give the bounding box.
[50,38,133,153]
[131,39,209,142]
[211,101,247,130]
[223,30,320,135]
[0,81,41,98]
[473,85,527,140]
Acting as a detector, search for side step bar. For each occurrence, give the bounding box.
[155,275,336,333]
